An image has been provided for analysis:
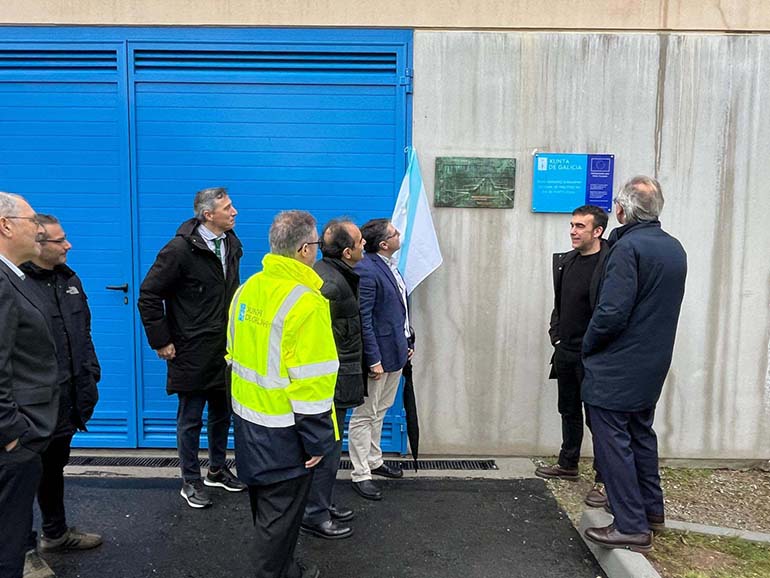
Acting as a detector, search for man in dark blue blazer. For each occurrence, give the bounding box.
[349,218,412,500]
[582,176,687,554]
[0,192,59,578]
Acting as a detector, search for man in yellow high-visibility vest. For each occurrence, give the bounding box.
[227,210,338,578]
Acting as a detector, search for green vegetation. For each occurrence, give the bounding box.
[650,531,770,578]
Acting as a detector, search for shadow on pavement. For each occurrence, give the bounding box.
[41,477,605,578]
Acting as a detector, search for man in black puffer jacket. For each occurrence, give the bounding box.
[20,214,102,576]
[300,218,367,541]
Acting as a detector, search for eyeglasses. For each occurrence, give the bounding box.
[385,230,400,240]
[297,240,322,253]
[40,236,68,245]
[5,215,40,226]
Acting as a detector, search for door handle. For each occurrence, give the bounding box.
[105,283,129,293]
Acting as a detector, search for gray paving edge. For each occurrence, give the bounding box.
[665,520,770,544]
[578,509,662,578]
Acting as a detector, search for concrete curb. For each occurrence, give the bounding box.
[666,520,770,544]
[578,509,662,578]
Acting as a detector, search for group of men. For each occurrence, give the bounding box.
[2,174,687,577]
[137,188,415,578]
[0,192,103,578]
[538,176,687,553]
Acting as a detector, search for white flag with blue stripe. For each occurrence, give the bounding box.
[392,148,443,294]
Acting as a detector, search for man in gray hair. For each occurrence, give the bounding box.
[581,176,687,553]
[228,210,337,578]
[138,187,246,508]
[0,192,58,578]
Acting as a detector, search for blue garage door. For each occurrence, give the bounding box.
[0,44,137,447]
[130,37,411,451]
[0,28,411,452]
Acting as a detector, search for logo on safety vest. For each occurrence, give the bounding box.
[238,303,246,322]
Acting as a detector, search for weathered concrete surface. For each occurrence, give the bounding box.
[2,1,768,31]
[412,31,770,458]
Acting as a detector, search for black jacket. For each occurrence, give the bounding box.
[20,262,101,434]
[548,240,609,378]
[138,219,243,394]
[582,221,687,411]
[0,260,59,453]
[314,257,366,409]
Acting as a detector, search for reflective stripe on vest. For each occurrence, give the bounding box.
[291,398,334,414]
[266,285,310,376]
[233,397,294,428]
[232,360,290,390]
[287,359,340,380]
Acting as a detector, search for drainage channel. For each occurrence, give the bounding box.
[68,456,498,471]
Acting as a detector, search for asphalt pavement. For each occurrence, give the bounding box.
[39,476,606,578]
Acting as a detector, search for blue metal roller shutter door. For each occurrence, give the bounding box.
[0,45,137,447]
[132,42,409,453]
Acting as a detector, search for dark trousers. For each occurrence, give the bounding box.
[553,347,600,481]
[586,404,663,534]
[249,473,314,578]
[0,445,43,578]
[303,405,348,525]
[177,389,231,482]
[25,434,73,551]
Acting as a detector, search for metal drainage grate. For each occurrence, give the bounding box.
[68,456,497,471]
[339,459,498,471]
[69,456,237,469]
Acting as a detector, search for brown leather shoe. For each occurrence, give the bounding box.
[584,523,653,553]
[584,483,608,508]
[603,505,666,533]
[647,513,665,532]
[534,464,579,480]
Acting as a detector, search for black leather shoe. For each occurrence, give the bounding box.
[300,519,353,540]
[584,523,653,553]
[371,462,403,479]
[352,480,383,500]
[329,504,354,522]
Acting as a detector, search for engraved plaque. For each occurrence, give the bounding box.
[434,157,516,209]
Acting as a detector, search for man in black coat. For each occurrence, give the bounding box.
[300,219,367,540]
[582,176,687,553]
[0,192,58,578]
[138,187,246,509]
[20,215,102,578]
[537,205,609,509]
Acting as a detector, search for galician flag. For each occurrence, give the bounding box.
[392,147,443,294]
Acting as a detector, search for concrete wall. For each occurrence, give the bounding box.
[412,31,770,458]
[2,0,769,31]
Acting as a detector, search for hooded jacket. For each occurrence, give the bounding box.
[138,218,243,394]
[20,261,100,434]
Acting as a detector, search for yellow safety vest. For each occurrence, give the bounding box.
[227,253,339,437]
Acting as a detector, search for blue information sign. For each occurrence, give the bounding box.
[531,153,614,213]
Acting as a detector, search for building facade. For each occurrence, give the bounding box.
[1,1,768,458]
